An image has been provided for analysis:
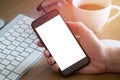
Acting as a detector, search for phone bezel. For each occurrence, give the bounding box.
[32,9,90,76]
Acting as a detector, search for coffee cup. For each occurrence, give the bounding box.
[70,0,120,32]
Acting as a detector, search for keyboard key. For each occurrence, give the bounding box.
[1,59,10,65]
[0,74,5,80]
[20,42,29,48]
[0,64,5,70]
[12,31,20,37]
[16,56,25,62]
[25,38,33,44]
[8,28,15,33]
[25,28,33,34]
[13,24,19,29]
[14,52,42,74]
[16,27,24,33]
[25,47,33,53]
[20,52,29,57]
[17,20,24,25]
[3,40,11,46]
[11,60,20,66]
[8,72,19,80]
[6,55,15,61]
[12,40,20,46]
[0,36,6,41]
[22,16,29,21]
[7,36,15,41]
[0,44,6,50]
[3,49,11,55]
[33,50,43,54]
[34,38,39,43]
[6,64,15,71]
[16,46,24,52]
[4,78,10,80]
[25,18,34,25]
[30,43,37,49]
[0,53,6,59]
[21,32,29,38]
[0,59,2,62]
[16,36,25,42]
[4,32,10,37]
[11,51,20,56]
[1,69,10,76]
[20,24,29,29]
[29,34,37,39]
[7,45,16,51]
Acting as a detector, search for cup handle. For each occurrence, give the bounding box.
[108,5,120,22]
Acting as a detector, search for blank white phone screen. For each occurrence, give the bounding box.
[35,15,86,71]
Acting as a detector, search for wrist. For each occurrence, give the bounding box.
[105,46,120,73]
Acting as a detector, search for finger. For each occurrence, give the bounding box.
[51,64,59,72]
[47,57,55,65]
[44,49,50,58]
[36,41,44,47]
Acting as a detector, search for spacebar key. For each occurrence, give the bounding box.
[14,51,43,74]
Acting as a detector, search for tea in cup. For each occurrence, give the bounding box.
[71,0,120,32]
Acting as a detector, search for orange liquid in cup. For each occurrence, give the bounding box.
[79,4,105,10]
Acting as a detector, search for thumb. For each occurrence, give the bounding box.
[66,21,100,49]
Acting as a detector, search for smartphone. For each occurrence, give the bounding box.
[32,10,90,76]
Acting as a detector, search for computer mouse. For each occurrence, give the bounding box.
[0,19,5,29]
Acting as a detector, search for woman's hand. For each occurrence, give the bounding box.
[37,21,110,74]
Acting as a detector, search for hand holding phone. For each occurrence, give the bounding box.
[32,10,89,76]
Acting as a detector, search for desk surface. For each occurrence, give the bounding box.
[0,0,120,80]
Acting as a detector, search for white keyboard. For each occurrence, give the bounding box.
[0,14,44,80]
